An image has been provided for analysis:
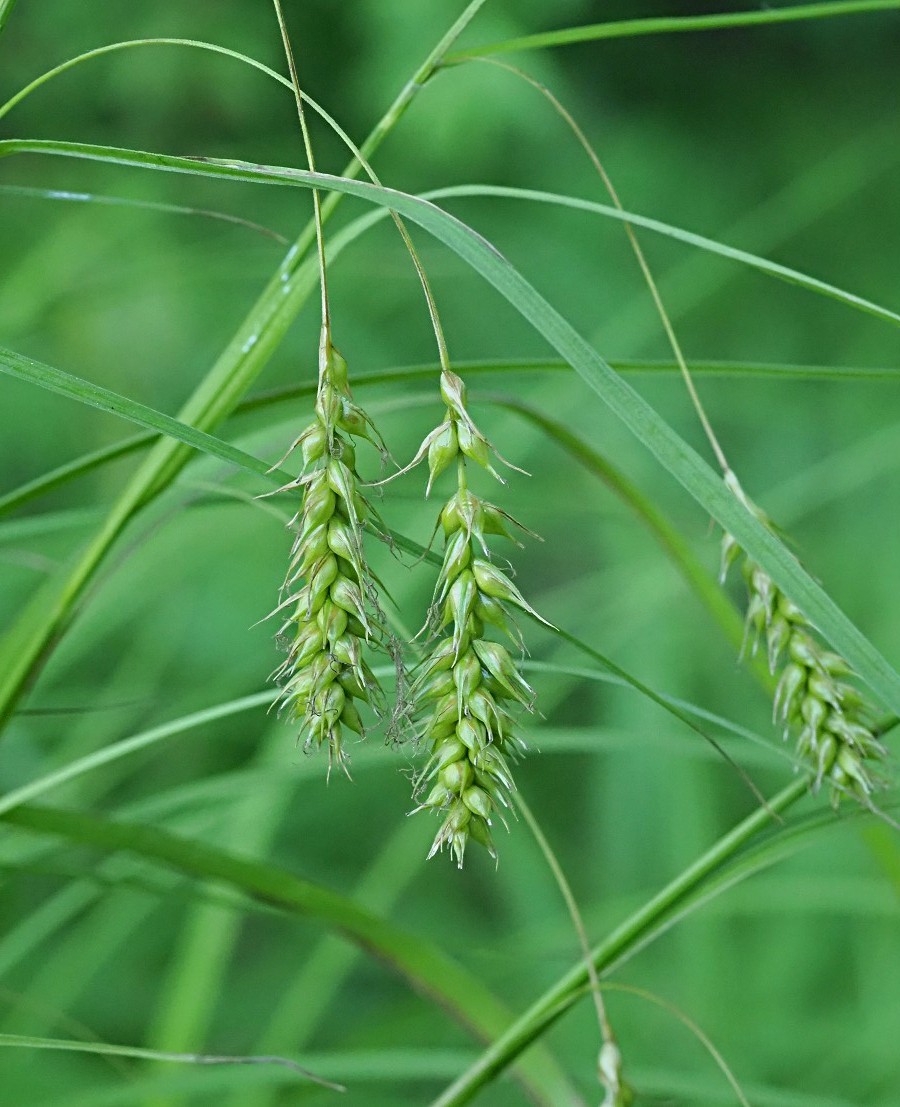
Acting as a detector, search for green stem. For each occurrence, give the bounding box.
[516,793,621,1098]
[430,776,809,1106]
[272,0,331,332]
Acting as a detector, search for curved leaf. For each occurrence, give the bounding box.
[0,346,290,484]
[3,141,896,715]
[5,355,893,517]
[424,183,900,330]
[447,1,900,59]
[0,803,578,1107]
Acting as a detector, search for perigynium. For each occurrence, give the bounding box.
[721,473,886,804]
[269,324,389,775]
[408,369,550,866]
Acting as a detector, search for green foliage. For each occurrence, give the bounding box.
[2,3,899,1106]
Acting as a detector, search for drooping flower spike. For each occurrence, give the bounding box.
[721,473,886,804]
[270,327,390,776]
[409,370,552,866]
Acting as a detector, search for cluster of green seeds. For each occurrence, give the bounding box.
[409,371,549,866]
[272,356,544,864]
[271,329,387,776]
[721,478,885,803]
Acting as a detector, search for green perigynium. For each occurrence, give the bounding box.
[410,370,549,866]
[721,474,885,803]
[270,326,387,774]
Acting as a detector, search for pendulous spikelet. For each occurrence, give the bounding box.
[409,370,550,866]
[270,327,388,775]
[721,474,885,804]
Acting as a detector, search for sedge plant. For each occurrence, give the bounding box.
[2,5,900,1107]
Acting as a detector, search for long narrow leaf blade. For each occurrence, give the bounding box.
[3,141,897,714]
[447,1,900,59]
[0,346,283,482]
[0,804,576,1107]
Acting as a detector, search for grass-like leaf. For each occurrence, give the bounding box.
[0,0,16,35]
[428,777,811,1106]
[11,1049,483,1105]
[0,803,578,1107]
[0,183,288,242]
[447,1,900,60]
[0,346,290,483]
[4,355,893,518]
[2,142,898,718]
[0,434,149,516]
[0,692,273,817]
[423,183,900,330]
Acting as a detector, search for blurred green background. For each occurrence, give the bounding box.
[1,1,899,1104]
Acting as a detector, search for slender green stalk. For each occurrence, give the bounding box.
[517,793,630,1105]
[429,777,809,1106]
[0,39,290,122]
[470,58,730,475]
[0,1034,343,1092]
[271,1,330,329]
[447,1,900,60]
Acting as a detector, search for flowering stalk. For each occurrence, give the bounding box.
[721,475,885,803]
[270,327,388,774]
[410,370,549,866]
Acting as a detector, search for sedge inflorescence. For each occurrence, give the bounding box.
[721,476,885,804]
[409,370,549,866]
[270,358,545,865]
[270,327,388,776]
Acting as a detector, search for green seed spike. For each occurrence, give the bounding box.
[406,378,548,865]
[270,333,392,773]
[721,481,886,806]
